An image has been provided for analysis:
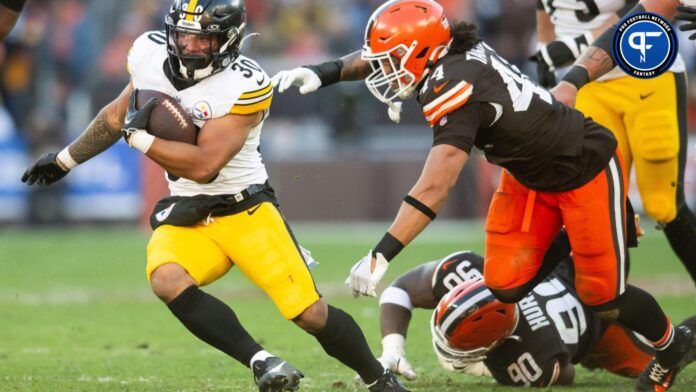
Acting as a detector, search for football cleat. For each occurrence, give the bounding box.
[367,369,410,392]
[252,356,304,392]
[636,317,696,391]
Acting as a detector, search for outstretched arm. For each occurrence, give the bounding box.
[22,82,132,186]
[68,83,132,164]
[345,145,468,298]
[272,49,371,94]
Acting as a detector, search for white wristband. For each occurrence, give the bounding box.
[129,132,155,153]
[382,333,406,356]
[379,286,413,311]
[56,147,78,170]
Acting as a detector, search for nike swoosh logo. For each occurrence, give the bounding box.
[156,203,176,222]
[247,205,262,215]
[125,110,136,124]
[640,91,655,100]
[433,81,449,94]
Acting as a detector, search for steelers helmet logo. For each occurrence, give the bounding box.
[612,12,678,78]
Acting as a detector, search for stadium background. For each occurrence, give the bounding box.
[2,0,696,391]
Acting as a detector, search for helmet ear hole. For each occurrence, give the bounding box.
[416,47,430,59]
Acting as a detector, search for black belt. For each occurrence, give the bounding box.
[225,183,265,204]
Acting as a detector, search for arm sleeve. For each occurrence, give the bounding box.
[432,102,491,154]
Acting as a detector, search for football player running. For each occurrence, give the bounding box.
[20,1,407,391]
[273,1,696,390]
[0,0,25,41]
[378,237,696,387]
[533,0,696,291]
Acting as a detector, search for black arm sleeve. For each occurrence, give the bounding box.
[0,0,26,12]
[432,102,493,153]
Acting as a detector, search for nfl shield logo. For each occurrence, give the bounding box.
[193,100,212,120]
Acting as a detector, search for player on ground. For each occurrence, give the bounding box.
[378,241,695,387]
[533,0,696,288]
[20,1,406,391]
[0,0,26,41]
[273,1,696,390]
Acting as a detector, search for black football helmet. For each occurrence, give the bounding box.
[165,0,246,82]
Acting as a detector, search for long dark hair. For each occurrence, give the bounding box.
[448,20,480,54]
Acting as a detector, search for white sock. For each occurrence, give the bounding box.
[250,350,273,367]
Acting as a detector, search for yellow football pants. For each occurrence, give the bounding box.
[576,72,687,223]
[146,202,320,319]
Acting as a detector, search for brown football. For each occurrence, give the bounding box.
[135,89,198,144]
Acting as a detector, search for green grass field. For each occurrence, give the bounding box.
[1,222,695,391]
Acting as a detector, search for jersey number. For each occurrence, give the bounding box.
[442,260,483,291]
[232,59,263,79]
[533,278,588,345]
[490,56,552,111]
[147,31,167,45]
[507,352,542,386]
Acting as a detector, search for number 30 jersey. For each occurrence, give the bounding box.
[418,42,616,192]
[431,251,602,387]
[127,31,273,197]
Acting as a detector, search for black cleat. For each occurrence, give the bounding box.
[368,370,410,392]
[636,317,696,391]
[252,356,304,392]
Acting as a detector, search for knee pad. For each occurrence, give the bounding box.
[643,194,677,223]
[632,111,679,163]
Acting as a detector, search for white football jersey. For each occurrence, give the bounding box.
[127,30,272,197]
[539,0,684,80]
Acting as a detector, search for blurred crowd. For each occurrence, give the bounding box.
[0,0,545,157]
[2,0,696,223]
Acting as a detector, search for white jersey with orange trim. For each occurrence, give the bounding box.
[538,0,684,80]
[127,30,273,197]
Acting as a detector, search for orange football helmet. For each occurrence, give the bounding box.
[431,278,518,370]
[362,0,452,104]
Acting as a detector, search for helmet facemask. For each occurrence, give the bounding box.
[166,23,243,81]
[362,42,419,104]
[165,0,247,83]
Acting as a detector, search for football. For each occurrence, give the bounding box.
[135,89,198,144]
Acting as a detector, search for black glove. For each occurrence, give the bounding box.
[21,152,69,186]
[676,6,696,40]
[122,89,157,144]
[530,35,590,88]
[532,54,557,88]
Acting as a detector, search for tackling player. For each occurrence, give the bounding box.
[533,0,696,289]
[273,1,696,390]
[378,246,696,387]
[20,1,406,391]
[0,0,25,41]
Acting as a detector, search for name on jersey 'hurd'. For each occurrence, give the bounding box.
[612,12,677,78]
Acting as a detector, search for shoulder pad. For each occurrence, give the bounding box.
[128,30,167,76]
[420,55,480,126]
[228,56,273,115]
